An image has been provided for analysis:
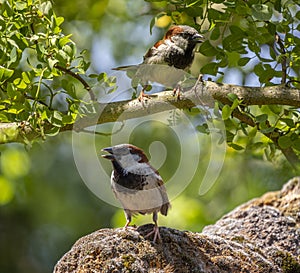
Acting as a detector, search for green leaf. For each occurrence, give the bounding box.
[48,58,58,70]
[278,135,292,149]
[268,105,282,115]
[256,114,268,123]
[55,16,64,27]
[196,124,209,134]
[222,104,232,120]
[223,33,246,53]
[184,6,203,17]
[280,118,295,128]
[267,22,276,35]
[62,115,74,124]
[251,4,273,21]
[200,62,219,76]
[0,66,14,82]
[210,27,220,41]
[292,139,300,151]
[200,40,219,57]
[227,93,238,102]
[49,111,63,127]
[238,57,251,66]
[59,35,72,48]
[7,83,17,98]
[149,16,156,35]
[260,127,275,134]
[226,131,235,142]
[229,143,244,150]
[248,127,257,138]
[45,126,60,136]
[22,71,31,83]
[53,111,63,121]
[231,99,240,110]
[8,47,18,66]
[15,2,27,10]
[248,39,260,54]
[229,25,246,37]
[38,1,52,15]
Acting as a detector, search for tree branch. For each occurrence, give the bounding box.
[73,81,300,130]
[1,81,300,167]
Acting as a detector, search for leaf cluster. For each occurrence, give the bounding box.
[0,0,114,142]
[148,0,300,165]
[0,0,299,166]
[148,0,300,86]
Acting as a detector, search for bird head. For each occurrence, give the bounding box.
[164,25,204,50]
[102,144,149,170]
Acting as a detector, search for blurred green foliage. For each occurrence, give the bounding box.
[0,129,292,272]
[0,0,299,273]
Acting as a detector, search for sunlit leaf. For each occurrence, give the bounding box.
[222,105,232,120]
[227,93,238,102]
[0,66,14,82]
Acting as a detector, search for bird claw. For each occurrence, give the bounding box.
[137,92,150,103]
[124,221,136,230]
[144,225,161,243]
[172,85,181,100]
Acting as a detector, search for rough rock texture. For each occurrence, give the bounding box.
[54,177,300,273]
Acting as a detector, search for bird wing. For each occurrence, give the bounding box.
[156,178,171,216]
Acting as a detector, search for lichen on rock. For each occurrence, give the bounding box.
[54,177,300,273]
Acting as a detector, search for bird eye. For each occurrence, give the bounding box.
[181,33,188,39]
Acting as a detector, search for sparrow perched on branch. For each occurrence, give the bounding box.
[102,144,170,243]
[113,25,204,100]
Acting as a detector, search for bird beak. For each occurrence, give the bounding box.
[192,33,204,43]
[101,147,115,160]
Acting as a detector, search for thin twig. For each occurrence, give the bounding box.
[24,94,50,108]
[275,33,287,84]
[55,64,96,101]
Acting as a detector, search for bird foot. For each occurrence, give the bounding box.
[123,224,137,230]
[144,225,161,243]
[137,92,150,103]
[172,85,181,100]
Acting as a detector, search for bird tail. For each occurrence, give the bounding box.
[160,202,171,216]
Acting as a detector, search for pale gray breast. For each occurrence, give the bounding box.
[111,171,167,213]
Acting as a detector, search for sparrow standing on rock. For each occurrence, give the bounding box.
[113,25,204,100]
[102,144,170,243]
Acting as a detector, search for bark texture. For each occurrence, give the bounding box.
[1,82,300,144]
[54,177,300,273]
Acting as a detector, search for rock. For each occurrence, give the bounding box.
[54,177,300,273]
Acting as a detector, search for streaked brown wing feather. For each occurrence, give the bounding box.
[157,179,171,216]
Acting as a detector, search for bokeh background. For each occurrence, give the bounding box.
[0,1,296,272]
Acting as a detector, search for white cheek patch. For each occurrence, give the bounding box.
[117,153,141,169]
